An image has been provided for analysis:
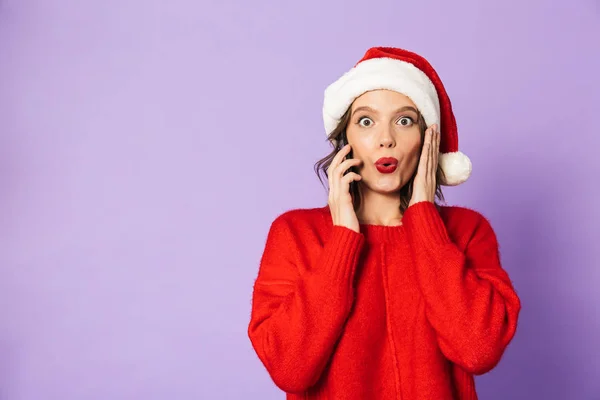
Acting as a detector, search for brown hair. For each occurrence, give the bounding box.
[314,105,446,215]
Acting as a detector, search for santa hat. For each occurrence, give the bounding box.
[322,47,471,186]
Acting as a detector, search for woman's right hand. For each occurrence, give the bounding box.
[327,144,363,233]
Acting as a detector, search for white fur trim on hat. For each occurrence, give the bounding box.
[439,151,472,186]
[323,57,441,136]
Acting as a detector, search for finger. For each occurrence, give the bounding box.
[328,144,352,184]
[327,145,343,183]
[429,125,438,174]
[333,159,361,199]
[427,128,434,178]
[335,158,362,177]
[419,127,432,177]
[341,172,362,186]
[433,128,440,176]
[327,143,351,175]
[331,144,352,170]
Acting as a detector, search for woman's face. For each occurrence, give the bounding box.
[346,89,423,195]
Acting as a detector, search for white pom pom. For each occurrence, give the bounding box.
[438,151,472,186]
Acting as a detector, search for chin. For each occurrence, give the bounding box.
[363,176,404,193]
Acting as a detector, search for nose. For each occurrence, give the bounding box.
[379,127,395,148]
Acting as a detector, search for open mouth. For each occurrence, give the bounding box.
[375,157,398,173]
[375,163,398,174]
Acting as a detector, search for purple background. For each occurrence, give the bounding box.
[1,0,598,399]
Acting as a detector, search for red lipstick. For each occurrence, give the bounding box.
[375,157,398,174]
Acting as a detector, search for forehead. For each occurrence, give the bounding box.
[351,89,417,111]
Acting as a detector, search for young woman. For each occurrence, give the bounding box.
[248,47,521,400]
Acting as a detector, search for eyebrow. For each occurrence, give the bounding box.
[351,105,419,116]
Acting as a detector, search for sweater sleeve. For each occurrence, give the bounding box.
[401,202,521,375]
[247,213,365,393]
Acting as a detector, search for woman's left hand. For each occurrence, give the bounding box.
[409,124,440,207]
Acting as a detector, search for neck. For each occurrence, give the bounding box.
[356,189,403,226]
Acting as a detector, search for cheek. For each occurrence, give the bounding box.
[400,134,423,161]
[393,137,422,179]
[347,133,374,159]
[409,141,423,160]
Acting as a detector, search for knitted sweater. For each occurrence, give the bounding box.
[248,201,521,399]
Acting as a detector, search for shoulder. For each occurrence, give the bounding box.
[438,204,497,246]
[439,204,488,225]
[271,205,329,226]
[274,205,329,223]
[267,205,331,237]
[261,205,331,259]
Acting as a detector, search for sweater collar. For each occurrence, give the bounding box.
[320,206,405,243]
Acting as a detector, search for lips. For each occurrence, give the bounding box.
[375,157,398,174]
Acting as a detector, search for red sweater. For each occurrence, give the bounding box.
[248,201,521,399]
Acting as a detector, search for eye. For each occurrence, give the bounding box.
[358,117,374,127]
[397,117,414,127]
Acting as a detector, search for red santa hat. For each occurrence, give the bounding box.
[322,46,472,186]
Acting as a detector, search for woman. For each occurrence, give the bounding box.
[247,47,521,400]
